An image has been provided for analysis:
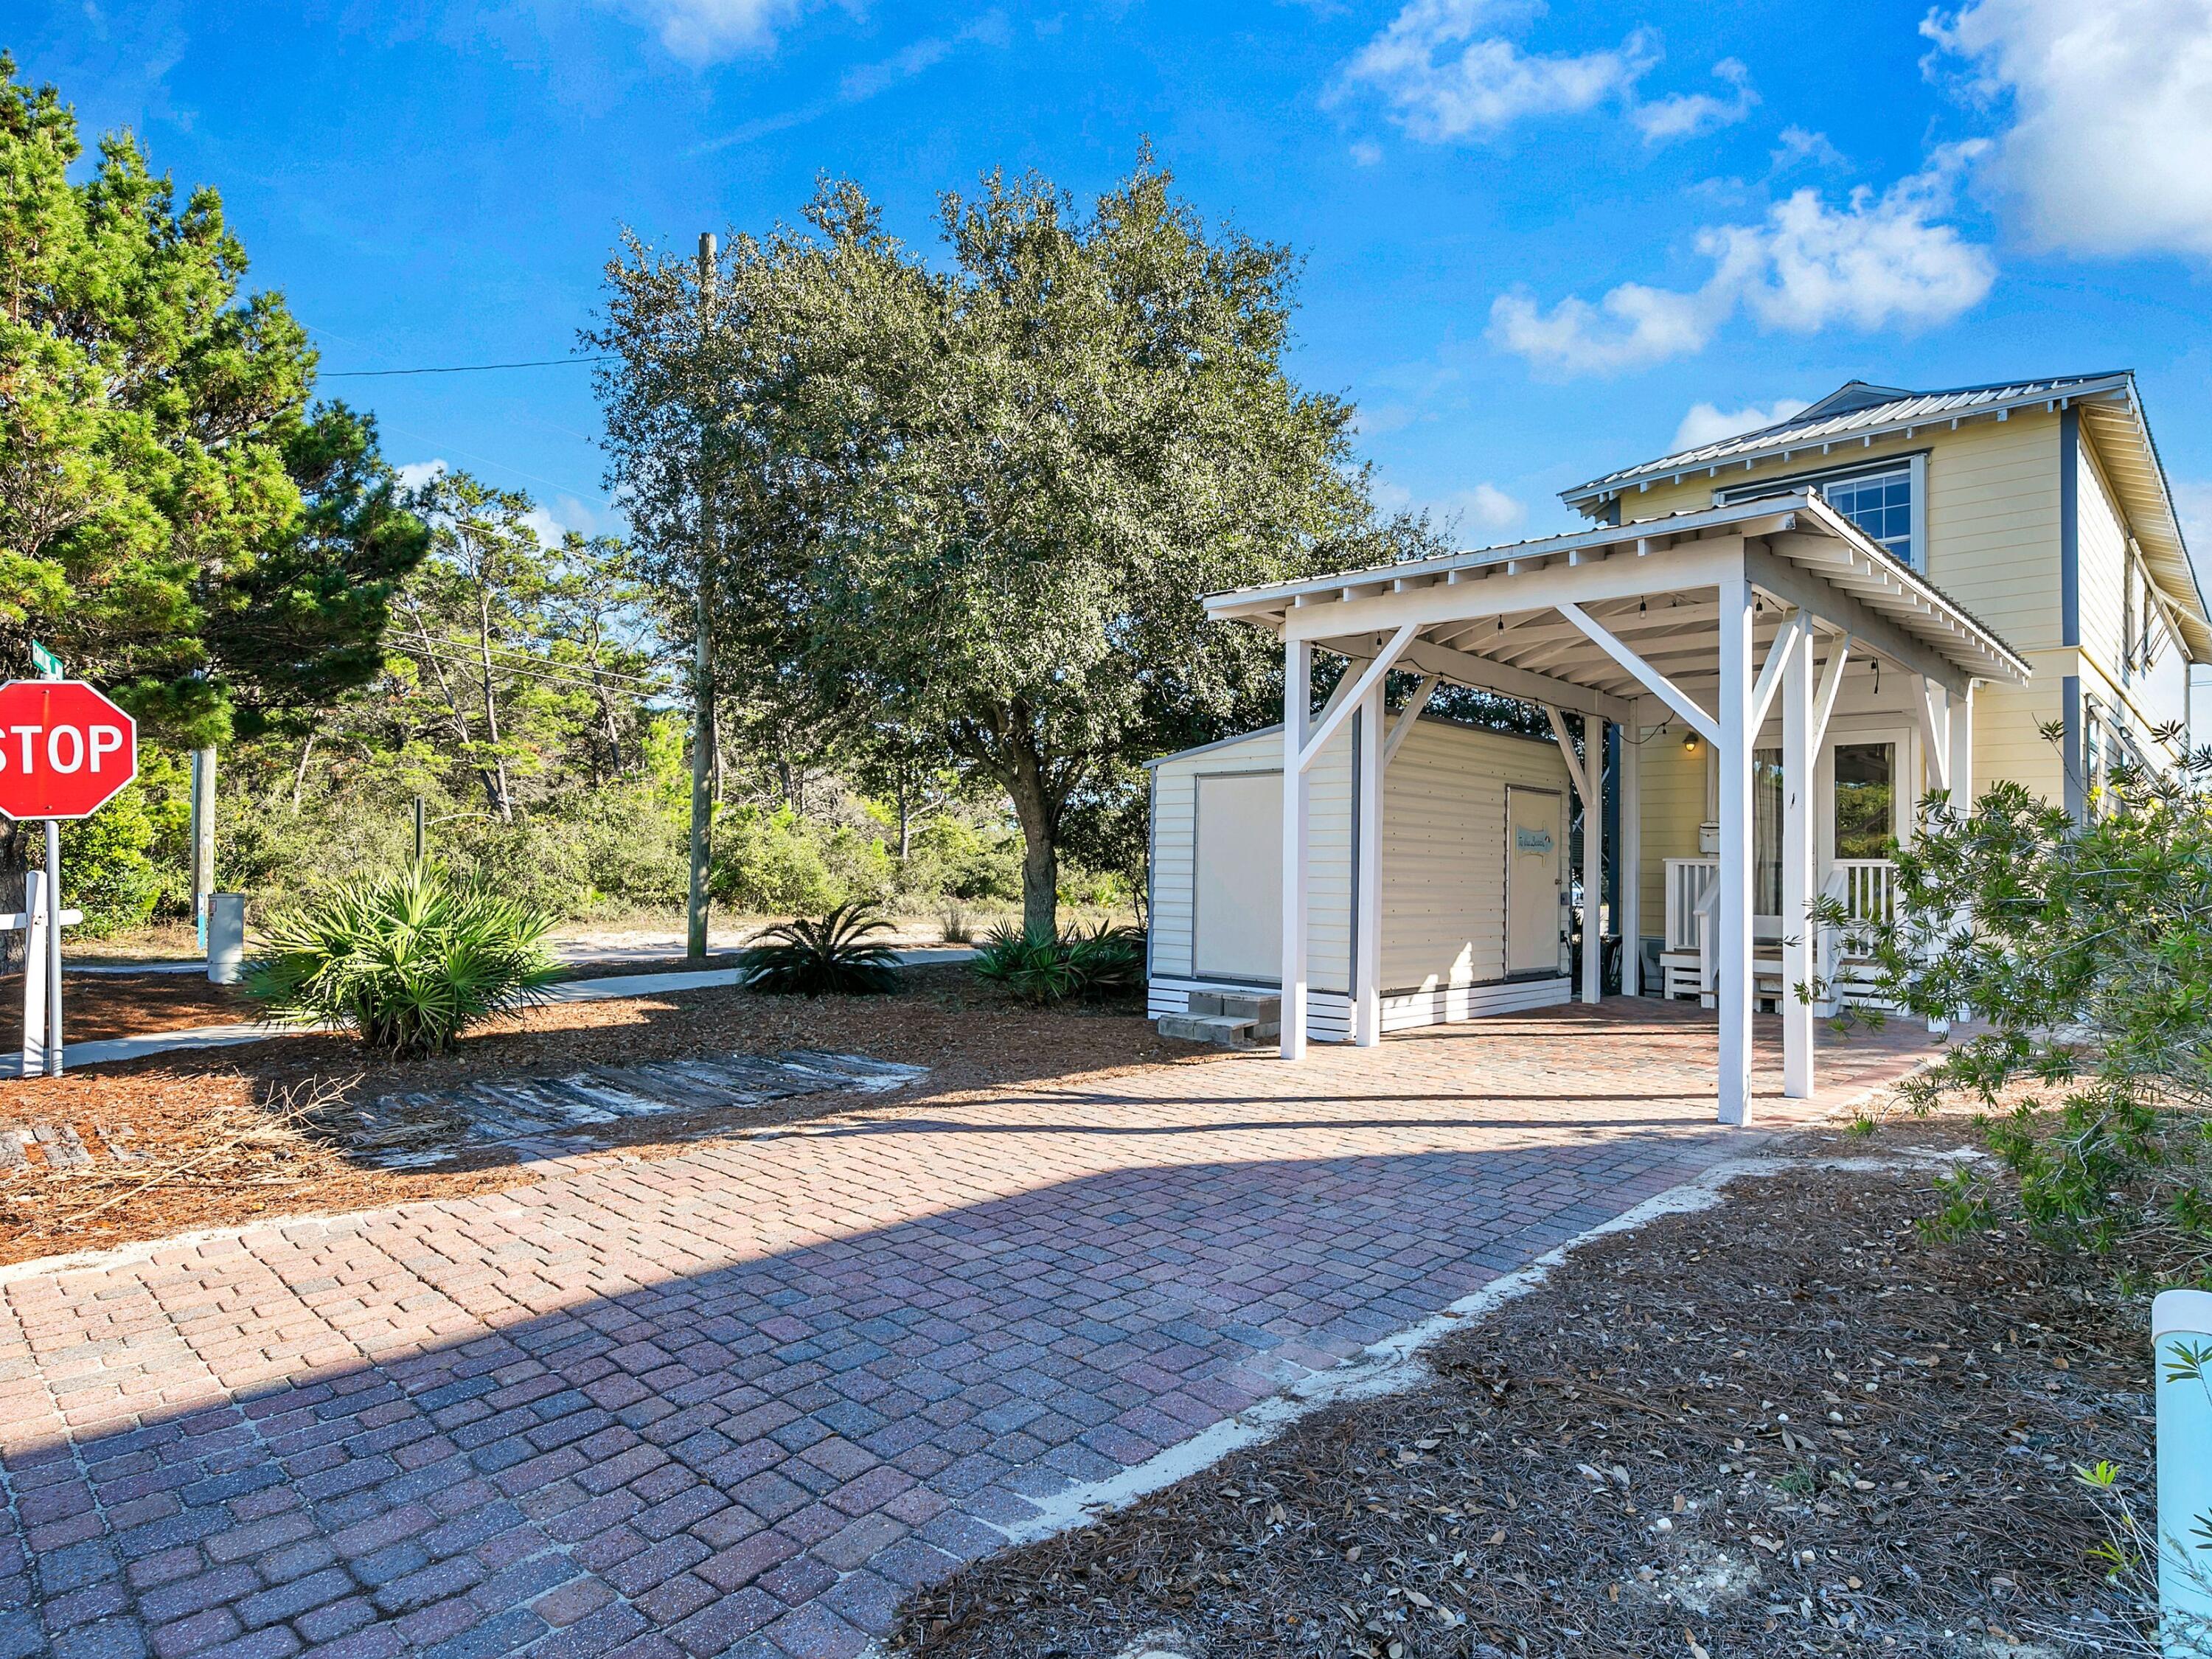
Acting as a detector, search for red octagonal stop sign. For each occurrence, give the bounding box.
[0,681,139,821]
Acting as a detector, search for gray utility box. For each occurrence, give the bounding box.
[207,894,247,984]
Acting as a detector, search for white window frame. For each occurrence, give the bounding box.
[1716,451,1928,571]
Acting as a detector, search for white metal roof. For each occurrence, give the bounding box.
[1205,493,2031,696]
[1559,371,2210,661]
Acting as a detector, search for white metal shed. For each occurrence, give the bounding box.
[1147,714,1578,1041]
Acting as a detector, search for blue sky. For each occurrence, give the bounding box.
[20,0,2212,563]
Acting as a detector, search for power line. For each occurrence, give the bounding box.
[324,355,618,379]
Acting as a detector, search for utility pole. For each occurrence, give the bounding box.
[685,231,717,961]
[189,745,217,953]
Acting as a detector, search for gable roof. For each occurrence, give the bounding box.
[1559,372,2211,662]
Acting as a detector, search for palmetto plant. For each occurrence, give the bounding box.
[736,902,903,996]
[244,863,563,1056]
[971,921,1146,1006]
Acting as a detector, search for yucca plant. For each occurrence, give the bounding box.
[736,902,903,996]
[244,863,562,1056]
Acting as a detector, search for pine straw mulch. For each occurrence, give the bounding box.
[0,966,1175,1267]
[3,970,257,1038]
[897,1119,2155,1659]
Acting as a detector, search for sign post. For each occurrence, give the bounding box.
[0,677,138,1078]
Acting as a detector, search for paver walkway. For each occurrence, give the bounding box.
[0,1004,1933,1659]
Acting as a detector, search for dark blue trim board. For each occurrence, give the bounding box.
[2060,406,2080,650]
[2062,675,2084,822]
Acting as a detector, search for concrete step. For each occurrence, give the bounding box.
[1157,1013,1278,1049]
[1186,991,1281,1022]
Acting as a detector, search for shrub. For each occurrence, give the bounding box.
[1851,742,2212,1281]
[905,815,1022,903]
[971,921,1145,1006]
[55,781,162,936]
[736,902,902,996]
[712,806,844,915]
[244,863,562,1055]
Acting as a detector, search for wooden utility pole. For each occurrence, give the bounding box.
[685,232,717,960]
[189,745,217,947]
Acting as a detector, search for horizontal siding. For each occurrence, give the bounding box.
[1616,414,2063,650]
[1151,715,1571,1006]
[1380,720,1571,992]
[1921,414,2062,649]
[1633,720,1706,940]
[2077,442,2128,687]
[1969,671,2065,804]
[1380,975,1571,1031]
[1308,723,1354,995]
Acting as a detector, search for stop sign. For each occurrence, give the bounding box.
[0,681,138,821]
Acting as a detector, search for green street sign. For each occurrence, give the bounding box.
[28,641,62,680]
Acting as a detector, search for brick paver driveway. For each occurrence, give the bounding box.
[0,1006,1930,1659]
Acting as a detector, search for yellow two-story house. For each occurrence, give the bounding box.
[1559,372,2210,999]
[1158,370,2209,1121]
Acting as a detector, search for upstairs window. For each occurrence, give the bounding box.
[1820,467,1913,566]
[1717,452,1925,570]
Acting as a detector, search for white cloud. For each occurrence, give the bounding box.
[1771,125,1845,172]
[695,13,1008,152]
[1671,398,1811,453]
[1335,0,1659,140]
[1631,57,1757,145]
[1490,155,1995,375]
[608,0,810,62]
[394,459,448,493]
[1371,477,1526,535]
[1334,2,1761,149]
[1349,139,1385,166]
[1441,482,1528,532]
[1923,0,2212,258]
[1490,280,1720,375]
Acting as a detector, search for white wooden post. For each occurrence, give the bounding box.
[1281,639,1312,1060]
[1354,684,1383,1046]
[1717,568,1756,1126]
[1582,716,1604,1005]
[1781,620,1815,1099]
[1947,681,1975,810]
[18,870,46,1080]
[1621,704,1641,997]
[9,856,82,1079]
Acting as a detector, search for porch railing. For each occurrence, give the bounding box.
[1832,858,1896,936]
[1663,855,1898,1010]
[1663,858,1719,953]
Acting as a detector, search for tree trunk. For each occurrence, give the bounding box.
[0,824,24,980]
[897,772,912,864]
[1004,763,1060,943]
[476,593,512,822]
[289,732,318,813]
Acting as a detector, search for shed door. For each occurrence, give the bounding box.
[1194,771,1282,982]
[1505,786,1563,977]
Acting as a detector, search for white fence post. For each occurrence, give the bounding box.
[2156,1289,2212,1657]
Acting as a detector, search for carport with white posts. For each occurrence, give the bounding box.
[1203,492,2029,1126]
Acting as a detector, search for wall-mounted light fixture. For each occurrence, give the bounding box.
[1683,731,1701,756]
